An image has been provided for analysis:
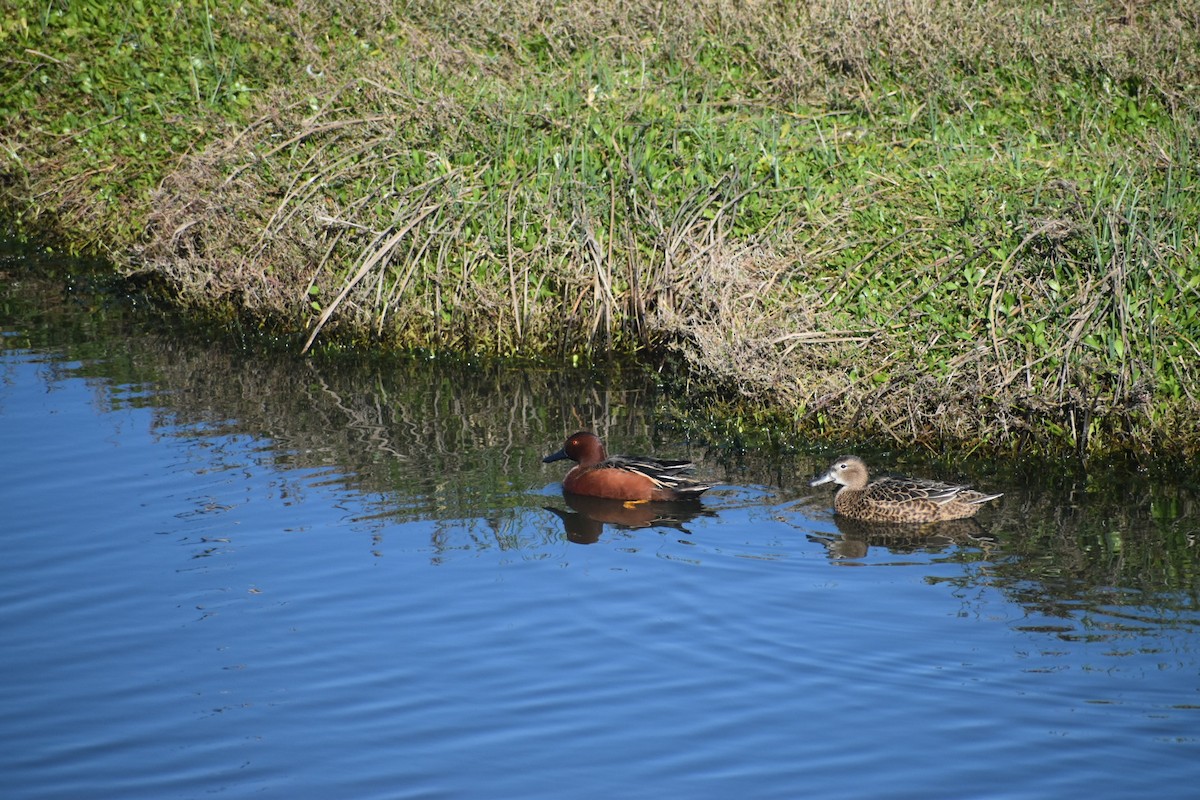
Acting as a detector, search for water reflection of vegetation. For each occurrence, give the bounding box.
[1,258,724,526]
[4,260,1199,609]
[939,483,1200,636]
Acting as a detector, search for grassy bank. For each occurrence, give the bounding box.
[3,0,1199,460]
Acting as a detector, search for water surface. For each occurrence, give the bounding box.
[2,254,1198,799]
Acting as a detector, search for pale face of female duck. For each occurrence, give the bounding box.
[811,455,871,492]
[810,455,1001,523]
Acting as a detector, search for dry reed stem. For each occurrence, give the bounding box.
[302,184,451,354]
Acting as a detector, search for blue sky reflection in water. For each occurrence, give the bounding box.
[2,300,1199,799]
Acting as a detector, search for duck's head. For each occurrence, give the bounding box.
[543,431,608,467]
[810,455,870,490]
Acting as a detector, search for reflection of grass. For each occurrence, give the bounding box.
[3,1,1199,458]
[968,476,1200,626]
[5,259,1200,593]
[0,259,702,521]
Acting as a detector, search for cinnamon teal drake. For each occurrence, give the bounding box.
[543,431,713,502]
[810,455,1001,523]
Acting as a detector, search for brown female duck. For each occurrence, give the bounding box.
[810,455,1001,523]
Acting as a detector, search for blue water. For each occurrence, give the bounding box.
[2,320,1199,798]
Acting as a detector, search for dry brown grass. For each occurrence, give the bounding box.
[8,0,1200,459]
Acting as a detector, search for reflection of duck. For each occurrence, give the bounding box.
[543,431,713,502]
[810,455,1002,523]
[545,494,714,544]
[811,516,996,559]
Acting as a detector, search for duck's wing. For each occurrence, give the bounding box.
[607,455,695,474]
[867,476,971,505]
[607,455,711,495]
[958,489,1004,505]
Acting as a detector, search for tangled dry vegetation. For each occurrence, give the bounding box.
[5,0,1200,459]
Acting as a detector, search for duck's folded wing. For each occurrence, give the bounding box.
[869,477,967,505]
[608,455,696,474]
[608,456,710,494]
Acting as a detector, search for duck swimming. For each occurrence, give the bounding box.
[810,455,1001,523]
[543,431,713,502]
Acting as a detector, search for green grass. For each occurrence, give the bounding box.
[3,0,1199,460]
[3,1,271,241]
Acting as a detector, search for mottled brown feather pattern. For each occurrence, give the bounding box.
[811,455,1001,523]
